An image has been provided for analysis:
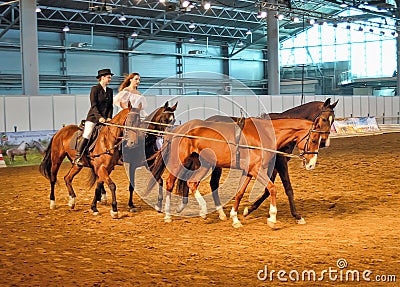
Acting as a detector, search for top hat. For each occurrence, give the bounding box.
[96,68,114,79]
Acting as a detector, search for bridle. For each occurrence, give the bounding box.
[297,115,332,158]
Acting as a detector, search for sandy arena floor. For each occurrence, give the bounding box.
[0,133,399,286]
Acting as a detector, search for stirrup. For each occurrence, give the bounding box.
[73,157,84,167]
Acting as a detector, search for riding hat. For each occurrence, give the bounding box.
[96,68,114,79]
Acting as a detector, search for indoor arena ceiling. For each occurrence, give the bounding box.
[0,0,398,51]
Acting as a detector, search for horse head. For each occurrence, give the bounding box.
[296,116,331,171]
[318,98,338,148]
[147,101,178,131]
[124,102,143,148]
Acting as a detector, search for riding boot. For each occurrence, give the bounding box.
[73,138,89,166]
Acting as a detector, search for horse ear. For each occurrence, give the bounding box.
[323,98,331,107]
[171,101,178,111]
[163,101,169,109]
[330,99,339,109]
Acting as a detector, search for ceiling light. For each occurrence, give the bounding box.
[35,6,41,13]
[308,19,315,25]
[340,1,348,8]
[182,0,190,8]
[189,21,195,29]
[159,0,166,3]
[275,13,284,20]
[237,40,244,47]
[118,14,126,22]
[291,16,300,23]
[203,1,211,10]
[189,36,196,42]
[131,31,138,37]
[246,29,252,35]
[257,11,267,19]
[62,25,70,32]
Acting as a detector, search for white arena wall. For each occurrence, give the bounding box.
[0,94,399,132]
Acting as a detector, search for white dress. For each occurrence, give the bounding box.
[113,89,148,117]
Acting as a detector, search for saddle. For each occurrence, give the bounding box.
[69,122,102,153]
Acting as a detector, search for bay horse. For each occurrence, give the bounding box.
[6,141,30,162]
[39,104,142,218]
[179,98,338,223]
[147,115,331,227]
[96,101,178,213]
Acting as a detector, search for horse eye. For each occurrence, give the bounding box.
[322,118,327,122]
[312,139,318,144]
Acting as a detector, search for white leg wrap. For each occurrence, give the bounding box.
[164,192,172,222]
[68,196,76,209]
[194,190,207,218]
[50,200,56,210]
[216,205,227,220]
[230,207,242,228]
[268,204,277,223]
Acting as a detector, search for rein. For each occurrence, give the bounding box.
[103,122,303,159]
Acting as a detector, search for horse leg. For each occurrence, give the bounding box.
[91,182,104,215]
[186,165,211,219]
[243,168,277,217]
[155,178,163,212]
[266,180,278,229]
[230,173,252,228]
[100,183,107,205]
[97,167,118,219]
[210,167,226,220]
[127,165,137,212]
[23,153,27,161]
[63,165,83,209]
[164,174,177,223]
[275,158,304,224]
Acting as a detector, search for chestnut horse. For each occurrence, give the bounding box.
[147,115,331,227]
[39,105,142,218]
[179,98,338,223]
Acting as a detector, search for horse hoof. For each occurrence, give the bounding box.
[296,218,306,224]
[243,207,249,217]
[100,194,108,205]
[267,219,282,229]
[50,200,56,210]
[200,210,207,219]
[232,221,243,228]
[154,204,162,212]
[92,211,100,216]
[129,207,137,213]
[110,210,118,219]
[176,203,187,214]
[68,197,76,209]
[218,212,227,221]
[164,216,172,223]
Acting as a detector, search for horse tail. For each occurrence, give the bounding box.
[176,153,201,196]
[146,141,170,192]
[86,166,98,188]
[39,137,54,180]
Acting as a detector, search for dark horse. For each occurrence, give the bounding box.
[148,115,331,227]
[178,98,338,223]
[39,105,142,218]
[96,101,178,213]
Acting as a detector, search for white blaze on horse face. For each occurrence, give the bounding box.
[329,115,333,125]
[325,135,331,147]
[305,154,318,170]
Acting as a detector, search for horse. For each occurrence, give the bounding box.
[39,104,142,218]
[31,140,46,156]
[147,115,331,227]
[95,101,178,213]
[6,141,31,162]
[178,98,338,223]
